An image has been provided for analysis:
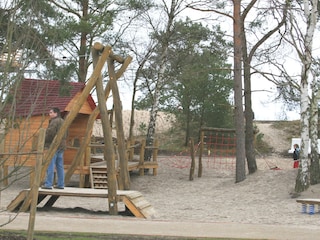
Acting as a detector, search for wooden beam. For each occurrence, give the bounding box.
[27,128,45,240]
[94,44,118,215]
[64,53,132,186]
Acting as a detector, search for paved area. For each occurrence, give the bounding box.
[1,212,319,239]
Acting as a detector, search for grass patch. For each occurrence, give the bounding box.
[271,120,300,139]
[0,230,264,240]
[255,132,273,154]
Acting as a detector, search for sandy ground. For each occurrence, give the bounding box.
[1,122,320,237]
[1,156,320,228]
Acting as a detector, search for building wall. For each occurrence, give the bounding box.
[3,113,91,167]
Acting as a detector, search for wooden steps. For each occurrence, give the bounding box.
[7,187,156,219]
[123,191,156,219]
[90,165,108,189]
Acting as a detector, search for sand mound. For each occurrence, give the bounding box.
[92,110,175,138]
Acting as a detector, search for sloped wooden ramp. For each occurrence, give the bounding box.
[7,187,155,219]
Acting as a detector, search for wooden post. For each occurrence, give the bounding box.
[198,130,204,178]
[0,133,4,204]
[64,49,132,187]
[0,134,9,187]
[125,140,131,161]
[27,128,45,240]
[152,139,159,176]
[79,140,85,188]
[139,139,146,176]
[129,138,135,162]
[93,44,118,215]
[84,138,91,187]
[107,56,130,190]
[189,138,195,181]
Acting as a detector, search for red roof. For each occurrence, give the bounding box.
[5,78,96,117]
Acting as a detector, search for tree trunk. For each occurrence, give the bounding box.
[145,104,157,161]
[78,0,89,83]
[145,48,167,161]
[146,0,179,161]
[241,0,289,174]
[295,0,318,192]
[309,75,320,184]
[243,58,257,173]
[185,106,191,147]
[129,49,152,141]
[242,19,257,174]
[233,0,246,183]
[295,82,310,192]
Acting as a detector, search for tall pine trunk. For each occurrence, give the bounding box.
[233,0,246,183]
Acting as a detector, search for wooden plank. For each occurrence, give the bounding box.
[140,205,156,218]
[37,187,110,197]
[128,162,139,171]
[122,196,145,218]
[140,162,158,168]
[28,128,46,239]
[8,188,138,199]
[7,190,28,211]
[125,191,143,200]
[43,195,60,207]
[296,199,320,205]
[131,198,151,210]
[37,194,47,205]
[122,191,156,219]
[90,160,139,172]
[7,188,152,218]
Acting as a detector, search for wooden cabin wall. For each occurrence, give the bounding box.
[3,115,48,166]
[3,114,91,168]
[66,92,93,115]
[64,113,91,166]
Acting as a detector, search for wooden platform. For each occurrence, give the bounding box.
[90,158,140,171]
[7,187,156,219]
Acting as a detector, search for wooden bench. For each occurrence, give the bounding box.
[296,198,320,214]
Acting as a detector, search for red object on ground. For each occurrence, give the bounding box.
[293,160,299,168]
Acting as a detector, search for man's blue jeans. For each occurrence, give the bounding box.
[44,149,65,188]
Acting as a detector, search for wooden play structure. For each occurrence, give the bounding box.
[90,138,159,189]
[1,43,158,220]
[7,187,156,219]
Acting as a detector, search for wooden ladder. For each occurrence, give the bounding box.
[90,165,108,189]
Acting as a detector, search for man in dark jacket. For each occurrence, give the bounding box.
[42,107,67,189]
